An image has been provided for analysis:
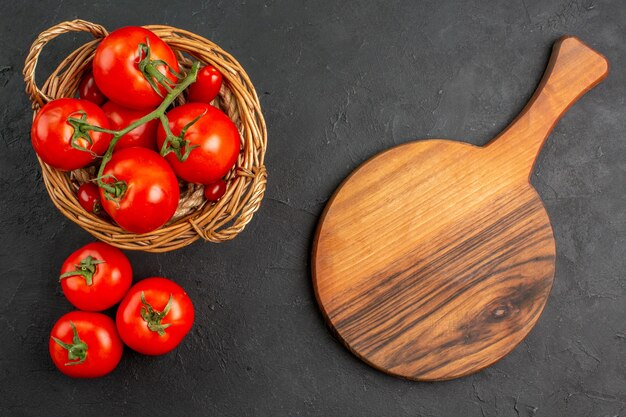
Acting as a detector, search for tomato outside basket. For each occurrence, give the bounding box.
[23,20,267,252]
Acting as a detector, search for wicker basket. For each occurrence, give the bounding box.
[23,19,267,252]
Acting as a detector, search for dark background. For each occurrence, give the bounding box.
[1,1,624,416]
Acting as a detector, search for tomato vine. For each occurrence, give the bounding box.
[69,45,202,204]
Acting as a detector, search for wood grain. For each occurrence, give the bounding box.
[312,36,608,381]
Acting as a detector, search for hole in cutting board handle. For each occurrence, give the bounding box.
[486,36,609,180]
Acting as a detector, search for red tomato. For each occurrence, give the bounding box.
[31,98,112,171]
[187,65,223,104]
[157,103,240,184]
[102,101,158,150]
[77,183,103,215]
[204,180,227,201]
[60,242,132,311]
[49,311,123,378]
[78,71,106,106]
[100,147,180,234]
[93,26,179,109]
[116,277,194,355]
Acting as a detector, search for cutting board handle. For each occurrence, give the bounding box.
[487,36,608,178]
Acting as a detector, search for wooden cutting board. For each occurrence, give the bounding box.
[312,37,608,381]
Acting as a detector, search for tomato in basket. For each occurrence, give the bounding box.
[157,103,240,185]
[31,98,111,171]
[187,65,223,104]
[102,101,158,150]
[78,71,106,106]
[93,26,179,109]
[99,147,180,234]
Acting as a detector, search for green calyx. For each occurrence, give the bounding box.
[59,255,105,286]
[93,200,103,215]
[140,291,173,337]
[51,321,88,366]
[158,111,204,162]
[66,111,99,156]
[94,174,128,207]
[136,38,183,97]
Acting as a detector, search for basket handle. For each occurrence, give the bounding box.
[23,19,108,108]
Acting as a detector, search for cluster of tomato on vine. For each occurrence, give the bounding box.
[32,26,239,234]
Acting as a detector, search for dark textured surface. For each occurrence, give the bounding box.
[0,1,624,416]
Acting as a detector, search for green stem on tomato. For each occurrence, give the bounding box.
[51,321,88,366]
[144,64,175,95]
[59,255,105,286]
[159,114,178,152]
[140,291,173,336]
